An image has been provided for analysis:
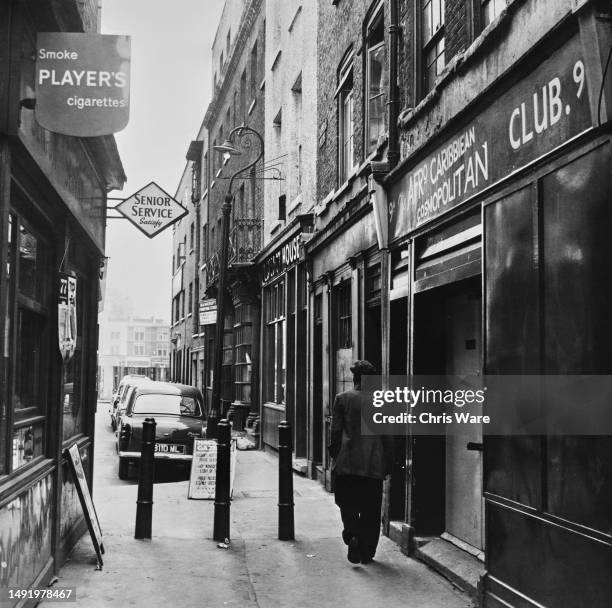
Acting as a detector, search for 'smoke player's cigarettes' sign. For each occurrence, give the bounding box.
[35,33,131,137]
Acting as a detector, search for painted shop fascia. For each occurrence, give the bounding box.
[0,1,125,600]
[382,2,612,607]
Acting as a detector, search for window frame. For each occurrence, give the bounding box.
[337,49,356,185]
[364,3,387,154]
[420,0,446,96]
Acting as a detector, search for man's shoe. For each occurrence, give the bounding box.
[347,537,360,564]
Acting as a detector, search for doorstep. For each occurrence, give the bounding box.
[414,536,485,600]
[292,457,308,475]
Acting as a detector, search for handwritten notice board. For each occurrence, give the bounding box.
[188,439,236,500]
[65,444,104,566]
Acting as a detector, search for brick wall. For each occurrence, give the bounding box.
[317,0,391,203]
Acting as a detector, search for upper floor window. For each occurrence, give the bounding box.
[422,0,445,94]
[365,6,386,153]
[337,51,355,184]
[481,0,505,28]
[250,41,258,100]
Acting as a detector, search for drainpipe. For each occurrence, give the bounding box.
[388,0,401,169]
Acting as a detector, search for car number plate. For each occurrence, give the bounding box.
[154,443,185,454]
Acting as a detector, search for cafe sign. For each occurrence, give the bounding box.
[389,33,592,237]
[116,182,188,238]
[35,33,131,137]
[262,234,302,283]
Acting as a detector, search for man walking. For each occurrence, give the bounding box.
[329,360,392,564]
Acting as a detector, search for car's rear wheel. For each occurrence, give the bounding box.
[118,457,129,480]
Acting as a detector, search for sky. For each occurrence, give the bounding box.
[100,0,224,322]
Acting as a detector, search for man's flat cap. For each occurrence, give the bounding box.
[350,360,377,375]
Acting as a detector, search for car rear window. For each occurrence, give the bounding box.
[132,394,202,417]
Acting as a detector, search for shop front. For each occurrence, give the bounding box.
[305,193,380,488]
[258,228,309,459]
[0,2,125,597]
[386,19,611,607]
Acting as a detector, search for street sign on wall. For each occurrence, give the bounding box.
[35,33,131,136]
[115,182,188,238]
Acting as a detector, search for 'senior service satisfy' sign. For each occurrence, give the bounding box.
[35,33,131,137]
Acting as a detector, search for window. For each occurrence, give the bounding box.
[366,7,386,153]
[181,290,185,318]
[133,344,145,356]
[250,41,258,99]
[188,282,193,314]
[336,280,352,349]
[226,28,231,56]
[220,50,224,73]
[337,51,355,184]
[278,194,286,221]
[481,0,505,28]
[422,0,445,93]
[237,184,246,218]
[264,280,286,404]
[190,223,194,251]
[2,213,51,473]
[240,70,246,122]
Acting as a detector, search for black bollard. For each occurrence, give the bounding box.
[278,420,295,540]
[207,409,219,440]
[135,417,156,540]
[213,418,231,541]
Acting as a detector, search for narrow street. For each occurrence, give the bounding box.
[44,406,471,608]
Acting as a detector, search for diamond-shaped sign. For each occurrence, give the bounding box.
[115,181,188,238]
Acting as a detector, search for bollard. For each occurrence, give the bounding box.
[278,420,295,540]
[135,417,156,540]
[207,410,219,440]
[213,418,231,541]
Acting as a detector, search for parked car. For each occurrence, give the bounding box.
[110,374,151,431]
[116,382,206,479]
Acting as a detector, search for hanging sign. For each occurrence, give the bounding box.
[188,439,236,500]
[35,33,131,137]
[58,272,77,361]
[115,181,188,238]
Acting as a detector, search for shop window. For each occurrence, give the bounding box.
[335,280,352,349]
[337,50,355,184]
[365,5,386,153]
[366,263,382,303]
[422,0,445,94]
[264,279,286,404]
[2,213,50,474]
[481,0,505,28]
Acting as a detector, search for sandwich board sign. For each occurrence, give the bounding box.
[35,33,131,136]
[188,439,237,500]
[115,181,188,238]
[65,444,104,567]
